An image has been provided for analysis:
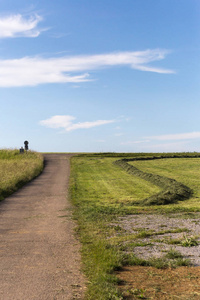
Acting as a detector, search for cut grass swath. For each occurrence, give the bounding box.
[114,157,193,205]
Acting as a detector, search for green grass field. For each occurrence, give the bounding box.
[0,149,43,200]
[132,157,200,210]
[70,153,200,299]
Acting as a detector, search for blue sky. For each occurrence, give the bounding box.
[0,0,199,152]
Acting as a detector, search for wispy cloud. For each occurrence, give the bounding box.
[147,131,200,141]
[124,131,200,146]
[140,141,190,152]
[121,140,150,145]
[0,13,45,38]
[39,115,115,132]
[0,49,174,87]
[133,65,174,74]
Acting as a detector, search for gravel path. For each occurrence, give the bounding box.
[0,154,86,300]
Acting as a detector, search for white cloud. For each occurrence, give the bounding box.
[133,65,174,74]
[39,115,115,132]
[121,131,200,148]
[39,115,75,129]
[0,13,45,38]
[0,49,174,87]
[147,132,200,141]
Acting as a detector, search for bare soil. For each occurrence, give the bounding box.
[115,213,200,299]
[118,266,200,299]
[0,154,86,300]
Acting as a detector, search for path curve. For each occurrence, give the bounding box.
[0,154,86,300]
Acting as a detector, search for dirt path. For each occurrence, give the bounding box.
[0,154,86,300]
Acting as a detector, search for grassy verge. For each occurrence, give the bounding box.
[69,153,200,299]
[0,149,44,200]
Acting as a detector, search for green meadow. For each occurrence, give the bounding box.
[69,153,200,299]
[132,157,200,210]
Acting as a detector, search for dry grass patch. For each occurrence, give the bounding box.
[0,149,43,200]
[118,266,200,299]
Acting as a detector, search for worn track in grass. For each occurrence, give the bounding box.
[0,154,86,300]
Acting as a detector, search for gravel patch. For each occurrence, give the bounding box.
[113,213,200,266]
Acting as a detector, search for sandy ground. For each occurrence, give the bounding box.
[0,154,86,300]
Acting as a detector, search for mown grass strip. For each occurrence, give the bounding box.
[70,160,124,299]
[0,149,44,200]
[114,157,194,205]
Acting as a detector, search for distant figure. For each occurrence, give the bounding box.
[24,141,29,151]
[19,147,24,154]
